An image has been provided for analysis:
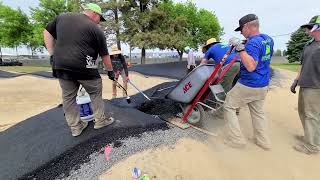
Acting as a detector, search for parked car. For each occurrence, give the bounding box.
[0,57,23,66]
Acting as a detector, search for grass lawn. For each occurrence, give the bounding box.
[271,63,300,72]
[0,66,51,73]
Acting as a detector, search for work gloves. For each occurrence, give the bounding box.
[229,37,246,52]
[107,71,115,81]
[290,79,298,94]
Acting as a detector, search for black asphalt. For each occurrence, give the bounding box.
[0,70,25,78]
[29,71,55,79]
[129,61,202,79]
[0,101,167,180]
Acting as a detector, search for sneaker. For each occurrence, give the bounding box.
[94,117,115,129]
[293,144,319,155]
[224,139,246,149]
[255,142,271,151]
[71,121,88,137]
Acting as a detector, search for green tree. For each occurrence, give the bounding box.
[0,4,30,55]
[29,0,80,54]
[286,28,312,63]
[30,0,80,27]
[273,49,282,56]
[100,0,128,49]
[26,24,45,56]
[283,50,287,56]
[120,0,162,64]
[158,0,223,60]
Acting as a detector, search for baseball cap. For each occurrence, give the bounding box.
[84,3,106,21]
[234,14,259,31]
[301,15,320,29]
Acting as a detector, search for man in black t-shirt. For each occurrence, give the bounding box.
[43,3,115,137]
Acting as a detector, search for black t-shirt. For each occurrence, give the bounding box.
[299,40,320,88]
[111,54,128,76]
[46,13,109,80]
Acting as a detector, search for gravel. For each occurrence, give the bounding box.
[58,127,208,180]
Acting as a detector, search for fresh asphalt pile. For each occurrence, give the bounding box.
[110,81,183,121]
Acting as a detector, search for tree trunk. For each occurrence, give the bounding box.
[129,44,132,62]
[31,47,35,57]
[114,8,121,50]
[141,47,146,64]
[16,46,18,56]
[178,50,183,61]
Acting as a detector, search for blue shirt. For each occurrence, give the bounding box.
[204,43,238,65]
[239,34,274,88]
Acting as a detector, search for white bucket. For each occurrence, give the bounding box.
[76,87,94,122]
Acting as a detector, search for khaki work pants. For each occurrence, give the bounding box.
[58,78,107,131]
[298,87,320,153]
[224,82,270,147]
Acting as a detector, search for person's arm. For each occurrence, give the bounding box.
[290,54,303,93]
[238,51,258,72]
[43,17,58,55]
[102,55,112,71]
[200,50,210,64]
[120,55,129,77]
[43,30,55,55]
[94,28,115,80]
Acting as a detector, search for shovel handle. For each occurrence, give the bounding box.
[128,80,151,100]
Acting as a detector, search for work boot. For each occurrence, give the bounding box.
[255,141,271,151]
[94,116,115,129]
[71,121,88,137]
[224,139,246,149]
[293,144,319,155]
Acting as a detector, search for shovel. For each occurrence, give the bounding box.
[128,79,151,101]
[114,80,132,104]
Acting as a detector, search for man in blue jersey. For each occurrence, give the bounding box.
[224,14,274,150]
[200,38,240,93]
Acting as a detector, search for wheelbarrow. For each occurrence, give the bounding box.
[166,47,238,124]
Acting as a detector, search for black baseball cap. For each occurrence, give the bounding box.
[300,15,320,29]
[234,14,259,31]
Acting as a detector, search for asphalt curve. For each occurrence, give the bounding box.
[0,101,167,180]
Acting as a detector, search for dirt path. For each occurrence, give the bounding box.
[100,69,320,180]
[0,72,171,132]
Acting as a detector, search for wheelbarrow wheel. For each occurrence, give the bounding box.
[186,104,206,125]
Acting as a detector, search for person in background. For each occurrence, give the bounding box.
[200,38,240,93]
[290,15,320,154]
[110,45,129,98]
[185,46,196,74]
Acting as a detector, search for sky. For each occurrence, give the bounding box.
[1,0,319,55]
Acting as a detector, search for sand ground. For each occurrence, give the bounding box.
[1,69,319,180]
[0,72,171,131]
[99,69,320,180]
